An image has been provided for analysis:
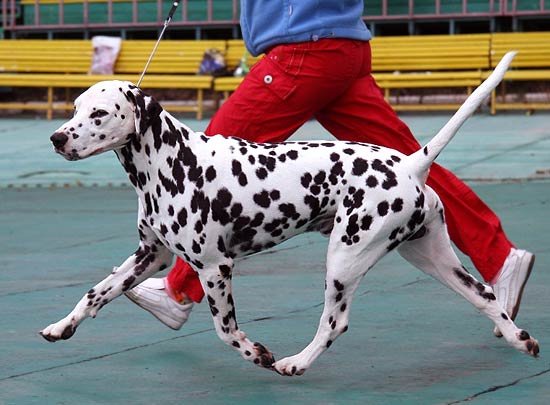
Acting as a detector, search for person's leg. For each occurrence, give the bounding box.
[312,42,512,281]
[314,45,533,324]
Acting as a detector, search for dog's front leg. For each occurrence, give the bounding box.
[40,237,173,342]
[198,261,276,371]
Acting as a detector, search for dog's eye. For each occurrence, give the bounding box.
[89,109,109,119]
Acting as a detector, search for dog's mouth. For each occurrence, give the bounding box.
[54,148,79,161]
[54,146,104,161]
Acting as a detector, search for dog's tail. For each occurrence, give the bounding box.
[409,51,516,182]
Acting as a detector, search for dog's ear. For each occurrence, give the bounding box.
[126,85,163,134]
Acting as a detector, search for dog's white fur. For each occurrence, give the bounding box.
[41,52,539,376]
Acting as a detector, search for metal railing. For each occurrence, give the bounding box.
[2,0,240,34]
[366,0,550,20]
[2,0,550,36]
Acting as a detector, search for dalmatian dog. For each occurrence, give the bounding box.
[42,51,539,376]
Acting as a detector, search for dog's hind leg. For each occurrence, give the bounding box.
[397,190,539,357]
[198,260,276,370]
[273,223,389,376]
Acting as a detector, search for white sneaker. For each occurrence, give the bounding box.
[125,278,194,330]
[492,249,535,337]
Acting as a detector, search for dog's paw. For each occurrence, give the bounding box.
[272,355,308,377]
[251,342,276,369]
[517,330,540,357]
[40,319,78,342]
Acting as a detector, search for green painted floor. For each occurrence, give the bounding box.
[1,112,549,404]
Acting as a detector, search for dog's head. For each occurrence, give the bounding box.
[50,80,162,160]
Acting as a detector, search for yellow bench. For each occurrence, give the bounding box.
[0,39,226,119]
[370,34,490,111]
[486,32,550,114]
[213,34,490,111]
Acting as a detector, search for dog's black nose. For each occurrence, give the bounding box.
[50,132,69,149]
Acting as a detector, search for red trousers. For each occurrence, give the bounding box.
[168,39,513,303]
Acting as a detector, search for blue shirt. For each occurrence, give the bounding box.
[240,0,372,56]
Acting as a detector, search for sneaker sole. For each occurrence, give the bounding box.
[494,252,535,338]
[509,252,535,321]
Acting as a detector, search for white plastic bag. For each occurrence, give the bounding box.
[89,36,122,75]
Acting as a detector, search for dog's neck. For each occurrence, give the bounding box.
[115,109,207,194]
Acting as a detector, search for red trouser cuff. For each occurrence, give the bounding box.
[166,258,205,303]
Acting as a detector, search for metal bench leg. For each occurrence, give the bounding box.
[214,91,221,111]
[197,89,204,120]
[47,87,53,120]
